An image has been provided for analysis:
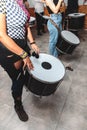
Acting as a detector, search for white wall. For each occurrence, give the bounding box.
[28,0,34,7]
[28,0,87,7]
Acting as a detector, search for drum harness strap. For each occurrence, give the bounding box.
[49,18,61,34]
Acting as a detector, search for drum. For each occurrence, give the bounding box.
[56,30,80,54]
[43,15,50,25]
[26,53,65,96]
[68,13,86,30]
[29,16,36,27]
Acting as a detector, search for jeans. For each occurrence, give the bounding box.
[47,13,62,57]
[0,39,30,98]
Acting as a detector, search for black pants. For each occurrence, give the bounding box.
[35,12,44,33]
[0,39,30,98]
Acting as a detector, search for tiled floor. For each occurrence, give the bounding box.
[0,27,87,130]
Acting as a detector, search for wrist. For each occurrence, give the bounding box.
[20,51,28,59]
[30,41,36,45]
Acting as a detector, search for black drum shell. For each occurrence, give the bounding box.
[26,73,60,96]
[56,36,78,54]
[56,31,80,55]
[43,15,50,25]
[68,14,85,30]
[43,18,48,25]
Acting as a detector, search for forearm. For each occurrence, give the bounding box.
[55,1,62,13]
[27,27,40,54]
[27,27,35,44]
[0,33,24,56]
[45,0,62,14]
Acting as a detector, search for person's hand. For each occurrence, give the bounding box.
[30,44,40,55]
[41,0,46,3]
[45,0,50,6]
[23,56,34,70]
[59,0,64,3]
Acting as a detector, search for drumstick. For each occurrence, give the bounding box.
[30,50,39,58]
[32,51,39,58]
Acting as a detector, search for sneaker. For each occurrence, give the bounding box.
[14,104,28,122]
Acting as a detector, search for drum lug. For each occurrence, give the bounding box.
[65,65,73,71]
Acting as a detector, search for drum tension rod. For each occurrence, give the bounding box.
[65,65,73,71]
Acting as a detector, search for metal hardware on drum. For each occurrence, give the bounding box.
[65,66,73,71]
[25,53,65,97]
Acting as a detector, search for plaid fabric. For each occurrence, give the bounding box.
[0,0,29,39]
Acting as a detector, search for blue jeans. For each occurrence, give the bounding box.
[47,13,62,57]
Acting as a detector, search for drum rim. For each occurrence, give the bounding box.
[56,47,67,55]
[61,30,80,45]
[29,16,36,22]
[68,13,86,17]
[28,53,65,84]
[43,15,50,19]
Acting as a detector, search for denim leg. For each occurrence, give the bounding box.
[48,21,58,57]
[47,13,62,57]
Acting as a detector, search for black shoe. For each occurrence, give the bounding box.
[14,104,28,122]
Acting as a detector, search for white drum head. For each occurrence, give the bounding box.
[43,15,50,20]
[68,13,86,18]
[29,16,36,22]
[29,53,65,83]
[61,30,80,45]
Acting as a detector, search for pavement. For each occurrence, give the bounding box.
[0,27,87,130]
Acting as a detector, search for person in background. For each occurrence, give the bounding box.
[34,0,46,35]
[0,0,39,122]
[42,0,64,57]
[23,0,30,10]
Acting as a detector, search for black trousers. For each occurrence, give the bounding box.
[0,39,30,98]
[35,12,44,33]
